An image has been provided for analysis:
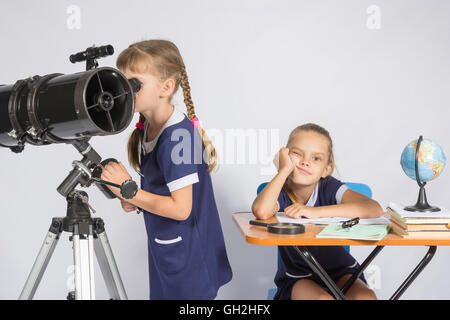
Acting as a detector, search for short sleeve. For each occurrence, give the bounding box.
[156,133,199,192]
[320,176,348,205]
[276,188,292,212]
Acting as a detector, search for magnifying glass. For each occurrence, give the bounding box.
[249,220,305,235]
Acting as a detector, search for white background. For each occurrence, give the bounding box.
[0,0,449,299]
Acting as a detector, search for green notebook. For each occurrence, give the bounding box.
[316,223,390,241]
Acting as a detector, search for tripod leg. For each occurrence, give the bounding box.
[93,219,128,300]
[19,218,63,300]
[72,223,96,300]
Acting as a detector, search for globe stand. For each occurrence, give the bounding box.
[404,135,441,212]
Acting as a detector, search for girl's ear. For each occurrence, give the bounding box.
[159,78,175,98]
[321,162,334,178]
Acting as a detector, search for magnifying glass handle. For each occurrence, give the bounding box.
[249,220,269,227]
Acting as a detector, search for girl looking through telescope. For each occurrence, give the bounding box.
[100,40,232,300]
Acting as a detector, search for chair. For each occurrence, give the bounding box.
[256,181,373,300]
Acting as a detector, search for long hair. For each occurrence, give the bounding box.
[283,123,335,203]
[116,40,217,173]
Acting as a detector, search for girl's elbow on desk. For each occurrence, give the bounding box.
[357,199,384,218]
[252,204,276,220]
[371,201,384,218]
[325,200,383,219]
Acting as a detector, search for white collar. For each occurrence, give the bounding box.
[305,182,319,207]
[142,107,185,154]
[287,181,319,206]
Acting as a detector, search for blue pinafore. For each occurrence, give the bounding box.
[139,108,232,299]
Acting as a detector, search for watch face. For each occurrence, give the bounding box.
[121,179,138,199]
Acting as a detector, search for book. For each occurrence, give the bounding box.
[316,223,389,241]
[388,202,450,238]
[388,226,450,239]
[390,218,450,231]
[387,203,450,226]
[388,221,408,236]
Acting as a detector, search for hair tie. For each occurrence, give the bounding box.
[191,117,200,128]
[136,122,145,130]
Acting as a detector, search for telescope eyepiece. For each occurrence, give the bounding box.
[69,45,114,64]
[129,78,141,93]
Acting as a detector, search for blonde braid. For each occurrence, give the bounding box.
[180,68,195,119]
[179,68,217,173]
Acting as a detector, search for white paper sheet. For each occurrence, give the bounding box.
[276,213,390,225]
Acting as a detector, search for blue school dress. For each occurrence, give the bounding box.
[139,108,232,300]
[273,176,367,300]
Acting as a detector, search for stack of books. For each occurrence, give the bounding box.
[387,202,450,238]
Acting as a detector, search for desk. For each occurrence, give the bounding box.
[233,212,449,300]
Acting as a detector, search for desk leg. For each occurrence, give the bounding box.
[294,246,346,300]
[390,246,437,300]
[341,246,385,295]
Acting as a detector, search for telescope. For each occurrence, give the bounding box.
[0,44,141,198]
[0,45,140,153]
[2,45,142,300]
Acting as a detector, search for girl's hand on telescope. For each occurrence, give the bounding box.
[101,162,133,197]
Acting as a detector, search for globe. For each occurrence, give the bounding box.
[400,138,446,183]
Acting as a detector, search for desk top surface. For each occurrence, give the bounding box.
[233,212,450,246]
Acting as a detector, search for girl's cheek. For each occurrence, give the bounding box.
[289,154,299,165]
[136,90,148,104]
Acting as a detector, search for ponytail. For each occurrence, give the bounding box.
[127,113,145,173]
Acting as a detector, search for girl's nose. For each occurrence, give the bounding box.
[301,160,310,167]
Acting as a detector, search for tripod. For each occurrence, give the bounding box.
[19,140,137,300]
[19,190,127,300]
